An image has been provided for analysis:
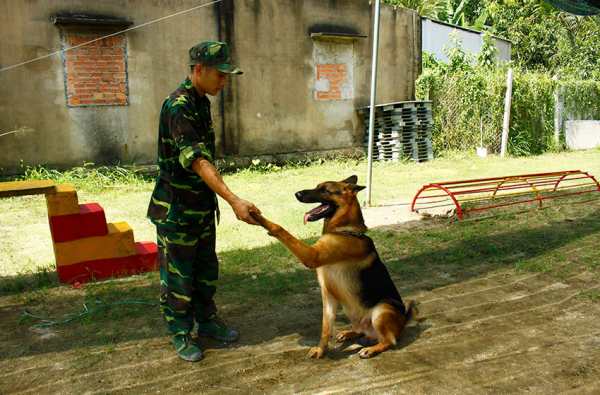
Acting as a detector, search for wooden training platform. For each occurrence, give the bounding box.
[0,180,56,198]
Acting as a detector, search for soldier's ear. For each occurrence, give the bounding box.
[342,175,358,185]
[191,63,203,75]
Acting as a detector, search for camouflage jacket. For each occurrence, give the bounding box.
[147,77,218,231]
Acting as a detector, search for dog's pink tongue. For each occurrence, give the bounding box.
[303,213,310,225]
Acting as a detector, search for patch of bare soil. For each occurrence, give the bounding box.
[1,266,599,394]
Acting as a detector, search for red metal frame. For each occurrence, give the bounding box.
[411,170,600,219]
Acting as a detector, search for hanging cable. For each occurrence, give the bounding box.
[0,0,223,73]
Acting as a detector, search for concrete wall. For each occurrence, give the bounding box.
[0,0,219,172]
[0,0,420,172]
[422,18,511,63]
[566,121,600,150]
[224,0,420,156]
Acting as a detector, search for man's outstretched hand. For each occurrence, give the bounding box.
[231,198,261,225]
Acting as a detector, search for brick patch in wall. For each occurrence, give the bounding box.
[315,63,348,101]
[63,33,128,106]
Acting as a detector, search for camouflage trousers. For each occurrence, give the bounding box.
[157,222,218,336]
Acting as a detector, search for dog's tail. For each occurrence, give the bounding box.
[404,300,424,323]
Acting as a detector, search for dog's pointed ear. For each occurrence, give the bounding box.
[352,184,366,193]
[342,175,358,184]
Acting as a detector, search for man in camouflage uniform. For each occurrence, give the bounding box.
[147,41,260,362]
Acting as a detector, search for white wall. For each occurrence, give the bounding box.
[566,121,600,150]
[422,18,511,63]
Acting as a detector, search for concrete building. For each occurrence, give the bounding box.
[0,0,421,172]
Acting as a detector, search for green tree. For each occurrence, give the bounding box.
[552,14,600,79]
[485,0,562,71]
[385,0,488,26]
[384,0,445,18]
[477,31,499,67]
[485,0,600,78]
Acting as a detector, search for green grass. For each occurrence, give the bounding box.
[8,193,600,336]
[7,162,150,192]
[578,289,600,302]
[0,266,57,294]
[2,150,600,264]
[0,151,598,356]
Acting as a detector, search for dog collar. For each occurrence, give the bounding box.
[330,229,368,238]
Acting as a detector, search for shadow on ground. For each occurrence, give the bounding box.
[1,207,599,362]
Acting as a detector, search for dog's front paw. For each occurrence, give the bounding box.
[336,330,361,343]
[250,212,272,229]
[307,346,326,359]
[358,346,381,359]
[250,211,265,222]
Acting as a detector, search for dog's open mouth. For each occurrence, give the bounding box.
[304,203,336,224]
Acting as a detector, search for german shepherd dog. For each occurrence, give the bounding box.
[251,175,417,359]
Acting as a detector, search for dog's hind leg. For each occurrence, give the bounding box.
[308,289,338,359]
[358,303,406,359]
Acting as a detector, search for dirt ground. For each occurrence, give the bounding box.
[2,265,599,394]
[2,215,600,394]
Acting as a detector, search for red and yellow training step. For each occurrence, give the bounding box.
[0,180,157,284]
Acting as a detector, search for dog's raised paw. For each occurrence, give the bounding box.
[307,346,325,359]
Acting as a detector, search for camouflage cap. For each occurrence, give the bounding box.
[188,41,243,74]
